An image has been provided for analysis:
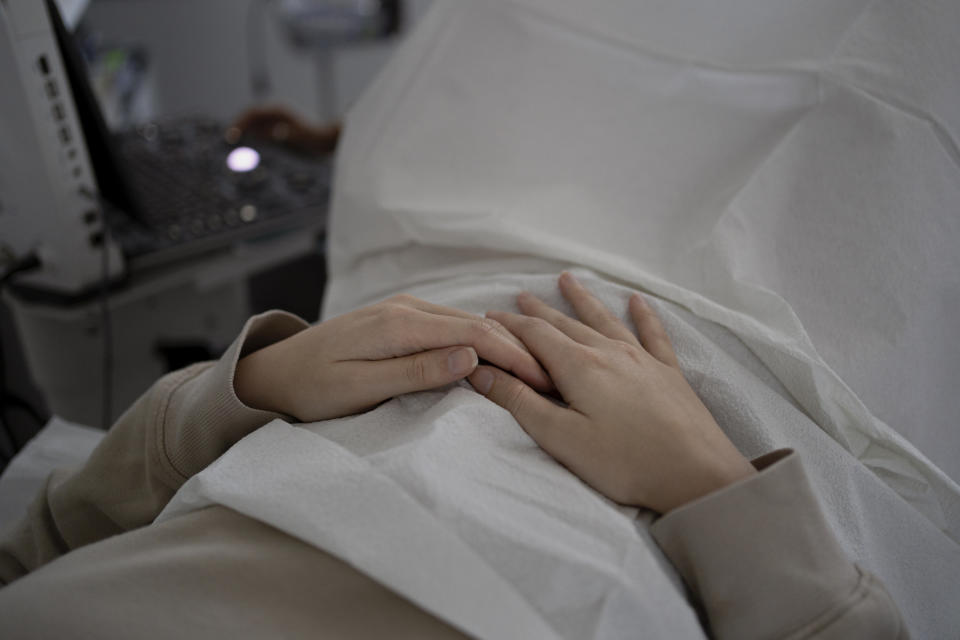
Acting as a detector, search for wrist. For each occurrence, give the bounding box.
[234,345,288,416]
[658,453,757,514]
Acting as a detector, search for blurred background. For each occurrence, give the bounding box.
[0,0,433,471]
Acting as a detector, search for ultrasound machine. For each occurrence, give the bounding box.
[0,0,332,300]
[0,0,338,426]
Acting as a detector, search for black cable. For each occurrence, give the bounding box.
[1,393,44,426]
[78,186,115,428]
[0,339,18,467]
[98,211,114,428]
[0,253,44,466]
[0,389,47,467]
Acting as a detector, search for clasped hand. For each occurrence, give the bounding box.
[235,275,754,513]
[235,294,552,423]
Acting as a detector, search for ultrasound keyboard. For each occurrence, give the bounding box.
[107,117,331,268]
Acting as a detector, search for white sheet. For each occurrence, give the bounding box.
[163,273,960,639]
[324,0,960,503]
[0,418,104,532]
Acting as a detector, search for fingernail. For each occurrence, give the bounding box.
[562,271,579,286]
[632,293,648,307]
[448,348,478,375]
[470,368,494,394]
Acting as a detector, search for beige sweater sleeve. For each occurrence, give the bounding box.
[0,310,308,585]
[0,310,910,640]
[650,449,909,639]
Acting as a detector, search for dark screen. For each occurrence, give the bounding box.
[45,0,138,217]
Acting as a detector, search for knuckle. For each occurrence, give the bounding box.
[480,317,523,346]
[473,317,502,337]
[551,314,573,331]
[484,317,508,334]
[525,316,550,332]
[600,312,624,330]
[505,382,528,416]
[406,355,429,384]
[617,342,647,366]
[580,346,606,366]
[612,340,638,358]
[385,293,415,307]
[377,303,410,324]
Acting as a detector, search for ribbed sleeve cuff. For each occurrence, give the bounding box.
[650,449,861,640]
[157,310,309,485]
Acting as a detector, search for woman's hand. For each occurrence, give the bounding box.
[469,273,755,514]
[234,295,552,423]
[227,105,341,154]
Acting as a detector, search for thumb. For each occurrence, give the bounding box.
[468,365,575,458]
[370,346,478,398]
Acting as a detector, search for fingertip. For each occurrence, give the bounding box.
[468,366,495,395]
[447,346,478,376]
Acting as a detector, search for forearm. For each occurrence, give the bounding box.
[650,449,908,639]
[0,311,308,585]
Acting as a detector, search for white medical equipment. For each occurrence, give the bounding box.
[0,0,331,425]
[0,0,123,295]
[0,0,332,299]
[278,0,401,49]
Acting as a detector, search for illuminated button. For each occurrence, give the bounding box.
[227,146,260,173]
[239,204,257,222]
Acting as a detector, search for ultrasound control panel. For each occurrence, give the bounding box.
[109,117,331,267]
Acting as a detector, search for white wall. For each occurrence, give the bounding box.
[83,0,433,126]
